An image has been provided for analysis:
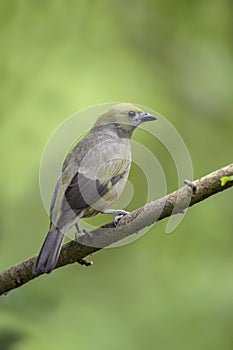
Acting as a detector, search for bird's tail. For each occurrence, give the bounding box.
[33,229,64,274]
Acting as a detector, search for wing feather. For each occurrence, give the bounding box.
[64,158,130,214]
[49,133,131,230]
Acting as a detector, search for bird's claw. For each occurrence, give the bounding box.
[113,210,129,226]
[75,228,88,241]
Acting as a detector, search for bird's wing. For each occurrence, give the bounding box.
[63,158,130,214]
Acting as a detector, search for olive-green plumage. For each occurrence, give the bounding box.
[33,103,157,274]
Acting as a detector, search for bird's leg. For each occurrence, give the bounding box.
[102,209,129,215]
[102,209,129,226]
[75,223,87,239]
[75,223,93,266]
[75,222,91,241]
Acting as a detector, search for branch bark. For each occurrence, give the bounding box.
[0,163,233,296]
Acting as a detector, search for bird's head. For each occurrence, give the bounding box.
[94,103,157,138]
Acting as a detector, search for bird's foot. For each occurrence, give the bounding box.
[114,210,129,226]
[77,258,93,267]
[75,223,89,241]
[101,209,129,226]
[184,179,197,197]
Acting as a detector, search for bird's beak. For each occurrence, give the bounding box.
[139,111,157,123]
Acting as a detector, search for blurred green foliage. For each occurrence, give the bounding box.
[0,1,233,349]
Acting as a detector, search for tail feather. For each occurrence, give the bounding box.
[33,229,64,274]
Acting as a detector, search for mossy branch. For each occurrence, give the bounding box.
[0,163,233,296]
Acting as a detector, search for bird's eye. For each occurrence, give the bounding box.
[128,111,136,118]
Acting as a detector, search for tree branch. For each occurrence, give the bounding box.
[0,163,233,296]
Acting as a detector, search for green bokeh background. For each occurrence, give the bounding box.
[1,1,233,349]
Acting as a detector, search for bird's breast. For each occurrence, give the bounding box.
[79,138,131,180]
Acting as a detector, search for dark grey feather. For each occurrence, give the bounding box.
[33,229,64,274]
[64,169,128,214]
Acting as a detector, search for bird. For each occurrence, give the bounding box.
[33,103,157,274]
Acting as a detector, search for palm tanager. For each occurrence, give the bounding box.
[33,103,157,274]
